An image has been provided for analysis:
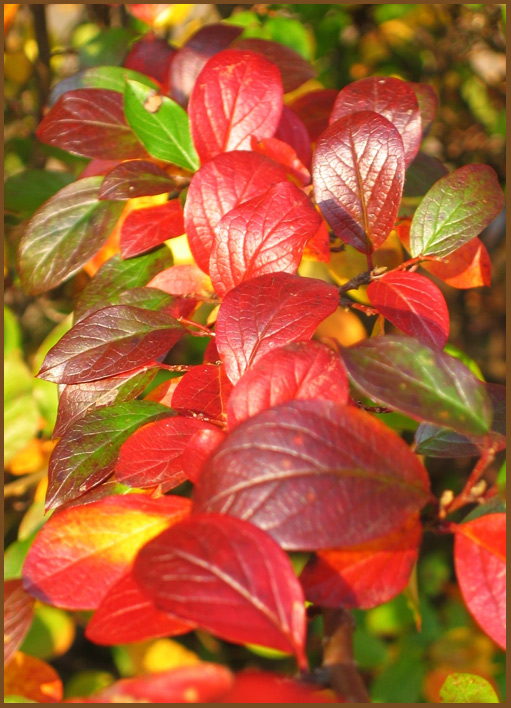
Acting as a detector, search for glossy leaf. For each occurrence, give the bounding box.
[209,181,321,296]
[330,77,421,165]
[184,151,288,273]
[45,401,172,509]
[249,136,310,186]
[300,514,422,609]
[124,80,199,171]
[37,89,147,160]
[410,165,504,258]
[78,286,191,323]
[411,82,438,136]
[274,105,312,169]
[233,37,315,93]
[289,89,338,142]
[194,400,430,550]
[134,513,308,666]
[367,271,449,348]
[22,494,191,609]
[17,177,124,295]
[219,671,338,703]
[98,160,178,200]
[171,364,233,422]
[215,272,339,383]
[188,49,283,164]
[74,247,173,321]
[4,580,35,665]
[148,263,211,297]
[48,66,158,106]
[86,571,193,645]
[38,305,186,384]
[116,416,220,490]
[227,341,349,429]
[439,673,499,704]
[4,653,62,704]
[341,335,492,436]
[183,427,227,484]
[422,237,491,289]
[454,513,506,649]
[119,199,185,258]
[313,111,405,253]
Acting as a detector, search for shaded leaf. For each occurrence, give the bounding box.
[4,653,62,703]
[403,152,448,199]
[124,34,176,85]
[249,136,310,186]
[171,364,233,423]
[4,580,35,666]
[289,89,338,142]
[439,673,499,703]
[98,160,178,200]
[233,37,315,93]
[48,66,158,106]
[120,199,185,258]
[411,82,438,137]
[274,105,312,169]
[194,400,430,550]
[4,170,74,218]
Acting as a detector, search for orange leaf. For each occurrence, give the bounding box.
[4,652,63,703]
[422,237,491,289]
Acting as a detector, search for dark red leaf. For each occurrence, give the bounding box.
[219,671,339,703]
[86,570,193,645]
[226,341,349,430]
[233,37,316,93]
[189,49,283,164]
[183,427,227,484]
[410,82,438,136]
[80,158,122,178]
[148,263,211,296]
[250,136,310,186]
[454,513,506,649]
[124,34,176,85]
[194,400,431,550]
[119,199,185,258]
[171,364,233,423]
[115,416,220,490]
[209,181,321,296]
[215,272,339,383]
[184,151,288,273]
[274,105,312,168]
[289,89,338,142]
[170,23,243,106]
[38,305,186,384]
[134,513,308,667]
[300,514,422,609]
[330,77,421,166]
[37,89,147,160]
[4,580,35,665]
[98,160,178,200]
[367,271,449,348]
[312,111,405,254]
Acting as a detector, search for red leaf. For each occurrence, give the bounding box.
[144,375,182,406]
[189,49,283,164]
[86,570,193,645]
[119,199,185,258]
[115,416,220,490]
[126,4,172,25]
[215,272,339,383]
[80,158,122,178]
[4,580,35,665]
[184,151,288,273]
[124,34,176,85]
[250,136,310,186]
[171,364,233,422]
[98,160,178,201]
[226,341,349,430]
[454,513,506,649]
[410,82,438,136]
[312,111,405,254]
[303,219,331,263]
[330,77,421,166]
[300,514,422,609]
[275,105,312,169]
[22,494,191,610]
[422,237,491,289]
[148,263,211,296]
[233,37,315,93]
[170,23,243,106]
[183,427,227,484]
[219,671,339,703]
[367,271,449,348]
[289,89,338,142]
[37,89,147,160]
[209,181,321,297]
[134,513,308,667]
[194,400,431,550]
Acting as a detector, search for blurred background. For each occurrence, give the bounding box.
[4,4,506,703]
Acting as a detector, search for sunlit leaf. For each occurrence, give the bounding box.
[439,672,499,703]
[4,653,62,703]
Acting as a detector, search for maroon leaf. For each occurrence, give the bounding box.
[184,151,288,273]
[194,400,431,550]
[171,364,234,423]
[226,341,349,430]
[98,160,178,200]
[233,37,316,93]
[170,23,243,106]
[4,580,35,665]
[37,88,147,160]
[183,427,227,484]
[330,77,421,166]
[250,136,310,186]
[454,513,506,649]
[312,111,405,254]
[119,199,185,258]
[134,513,308,667]
[115,416,220,490]
[38,305,186,384]
[274,105,312,168]
[124,34,176,85]
[148,263,211,297]
[189,49,283,164]
[367,271,449,349]
[86,571,194,645]
[215,272,339,383]
[209,181,321,297]
[289,89,338,142]
[410,82,438,136]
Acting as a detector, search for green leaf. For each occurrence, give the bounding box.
[440,673,499,703]
[49,66,159,106]
[4,306,22,355]
[4,169,74,217]
[4,534,37,580]
[17,177,124,295]
[78,27,137,68]
[497,460,506,500]
[4,697,37,703]
[20,605,75,661]
[410,164,504,258]
[124,80,199,172]
[4,352,39,464]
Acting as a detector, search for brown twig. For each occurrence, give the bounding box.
[439,438,496,517]
[29,4,51,120]
[322,608,371,702]
[338,266,387,295]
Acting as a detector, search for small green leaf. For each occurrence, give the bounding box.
[124,80,199,172]
[49,66,158,106]
[440,672,499,703]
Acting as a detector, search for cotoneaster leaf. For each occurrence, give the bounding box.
[148,263,211,297]
[4,580,35,666]
[119,198,185,258]
[274,105,312,169]
[410,82,438,137]
[421,237,492,289]
[48,66,158,106]
[219,671,339,703]
[98,160,178,200]
[171,364,234,422]
[289,89,338,142]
